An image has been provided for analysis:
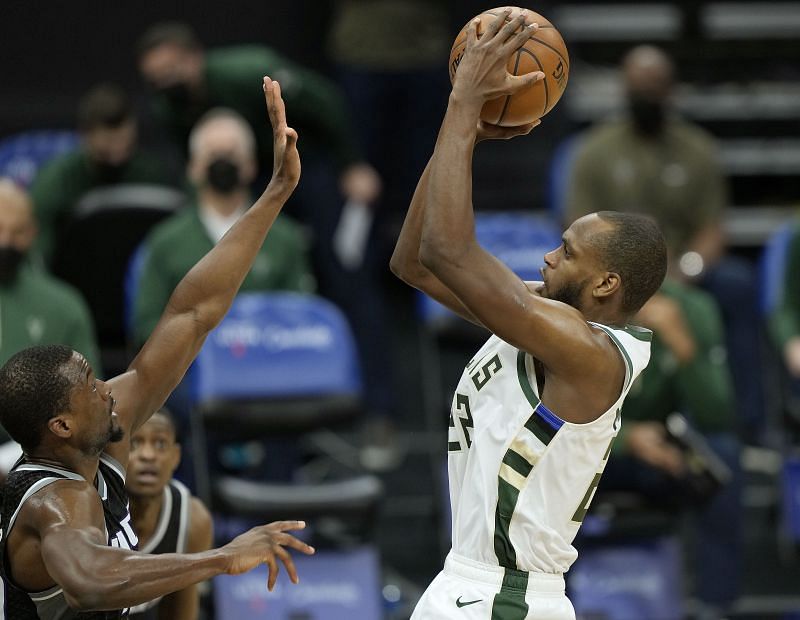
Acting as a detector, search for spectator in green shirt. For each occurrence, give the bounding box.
[133,108,314,347]
[565,44,764,441]
[598,278,742,613]
[0,180,101,439]
[136,23,402,466]
[29,83,171,265]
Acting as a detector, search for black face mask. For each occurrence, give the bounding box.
[156,82,193,106]
[92,160,127,184]
[629,95,666,136]
[0,246,25,285]
[206,157,241,194]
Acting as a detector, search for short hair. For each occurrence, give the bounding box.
[188,107,256,159]
[77,83,132,132]
[0,345,76,452]
[137,21,202,59]
[591,211,667,314]
[148,408,180,444]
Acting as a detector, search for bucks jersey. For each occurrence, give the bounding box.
[0,454,137,619]
[447,322,652,574]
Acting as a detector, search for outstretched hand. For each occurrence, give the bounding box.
[222,520,315,591]
[452,9,545,107]
[264,76,301,194]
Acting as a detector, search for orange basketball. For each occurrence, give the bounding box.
[449,6,569,127]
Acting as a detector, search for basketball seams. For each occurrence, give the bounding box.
[497,49,523,126]
[529,36,570,70]
[518,47,549,117]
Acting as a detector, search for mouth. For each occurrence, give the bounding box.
[132,468,161,484]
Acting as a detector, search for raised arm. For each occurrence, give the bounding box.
[391,123,538,326]
[106,78,300,456]
[26,483,311,611]
[418,12,618,383]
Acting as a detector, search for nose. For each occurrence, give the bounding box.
[543,248,557,267]
[138,442,157,460]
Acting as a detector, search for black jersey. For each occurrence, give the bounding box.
[129,480,191,619]
[0,454,137,619]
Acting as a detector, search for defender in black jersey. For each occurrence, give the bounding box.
[0,77,314,619]
[127,412,212,620]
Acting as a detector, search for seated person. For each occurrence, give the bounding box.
[598,277,742,614]
[132,107,314,346]
[0,179,101,425]
[30,82,171,264]
[127,410,213,619]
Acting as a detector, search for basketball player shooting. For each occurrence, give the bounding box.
[0,77,314,619]
[391,9,668,620]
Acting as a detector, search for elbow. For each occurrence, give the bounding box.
[62,582,106,611]
[419,236,454,274]
[390,249,425,287]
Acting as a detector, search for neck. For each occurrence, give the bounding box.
[24,448,100,483]
[199,189,247,217]
[582,306,628,328]
[129,490,165,547]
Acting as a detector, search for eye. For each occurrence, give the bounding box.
[131,438,142,451]
[562,243,570,258]
[155,439,167,451]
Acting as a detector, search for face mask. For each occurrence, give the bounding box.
[629,95,665,136]
[0,246,25,285]
[156,82,193,106]
[92,160,127,183]
[206,157,241,194]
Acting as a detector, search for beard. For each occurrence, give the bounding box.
[547,278,588,309]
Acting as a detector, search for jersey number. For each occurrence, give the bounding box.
[448,394,474,452]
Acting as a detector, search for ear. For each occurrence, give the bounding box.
[593,271,621,299]
[47,415,74,440]
[169,443,182,475]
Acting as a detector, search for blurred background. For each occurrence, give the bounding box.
[1,1,799,619]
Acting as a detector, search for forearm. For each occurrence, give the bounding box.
[166,184,291,331]
[62,547,225,611]
[420,94,482,269]
[391,158,433,280]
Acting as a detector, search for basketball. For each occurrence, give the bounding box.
[449,6,569,127]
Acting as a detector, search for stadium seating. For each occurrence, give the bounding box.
[0,130,78,187]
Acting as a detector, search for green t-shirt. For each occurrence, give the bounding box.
[150,45,360,171]
[567,119,727,257]
[29,149,169,263]
[132,206,315,346]
[0,264,101,371]
[617,280,735,453]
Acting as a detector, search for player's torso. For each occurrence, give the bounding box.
[447,327,648,574]
[0,456,137,619]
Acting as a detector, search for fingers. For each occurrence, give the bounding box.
[507,70,545,94]
[263,76,286,130]
[503,20,538,53]
[484,7,512,39]
[265,553,279,591]
[465,17,480,46]
[274,532,316,555]
[274,545,299,584]
[267,520,307,532]
[498,12,528,45]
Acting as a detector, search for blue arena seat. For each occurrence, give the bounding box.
[0,130,79,187]
[759,219,798,316]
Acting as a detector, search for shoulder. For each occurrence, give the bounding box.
[668,119,719,154]
[20,269,90,311]
[207,45,279,72]
[145,208,200,249]
[31,151,84,186]
[19,478,103,531]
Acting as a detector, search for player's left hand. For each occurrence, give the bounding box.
[264,76,301,196]
[476,119,541,143]
[452,9,545,106]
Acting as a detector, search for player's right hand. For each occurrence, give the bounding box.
[221,520,315,590]
[264,76,301,195]
[476,119,541,143]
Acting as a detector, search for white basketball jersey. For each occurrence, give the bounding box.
[447,322,652,574]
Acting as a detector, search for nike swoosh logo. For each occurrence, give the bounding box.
[456,596,483,608]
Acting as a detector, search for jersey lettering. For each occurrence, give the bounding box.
[470,354,502,391]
